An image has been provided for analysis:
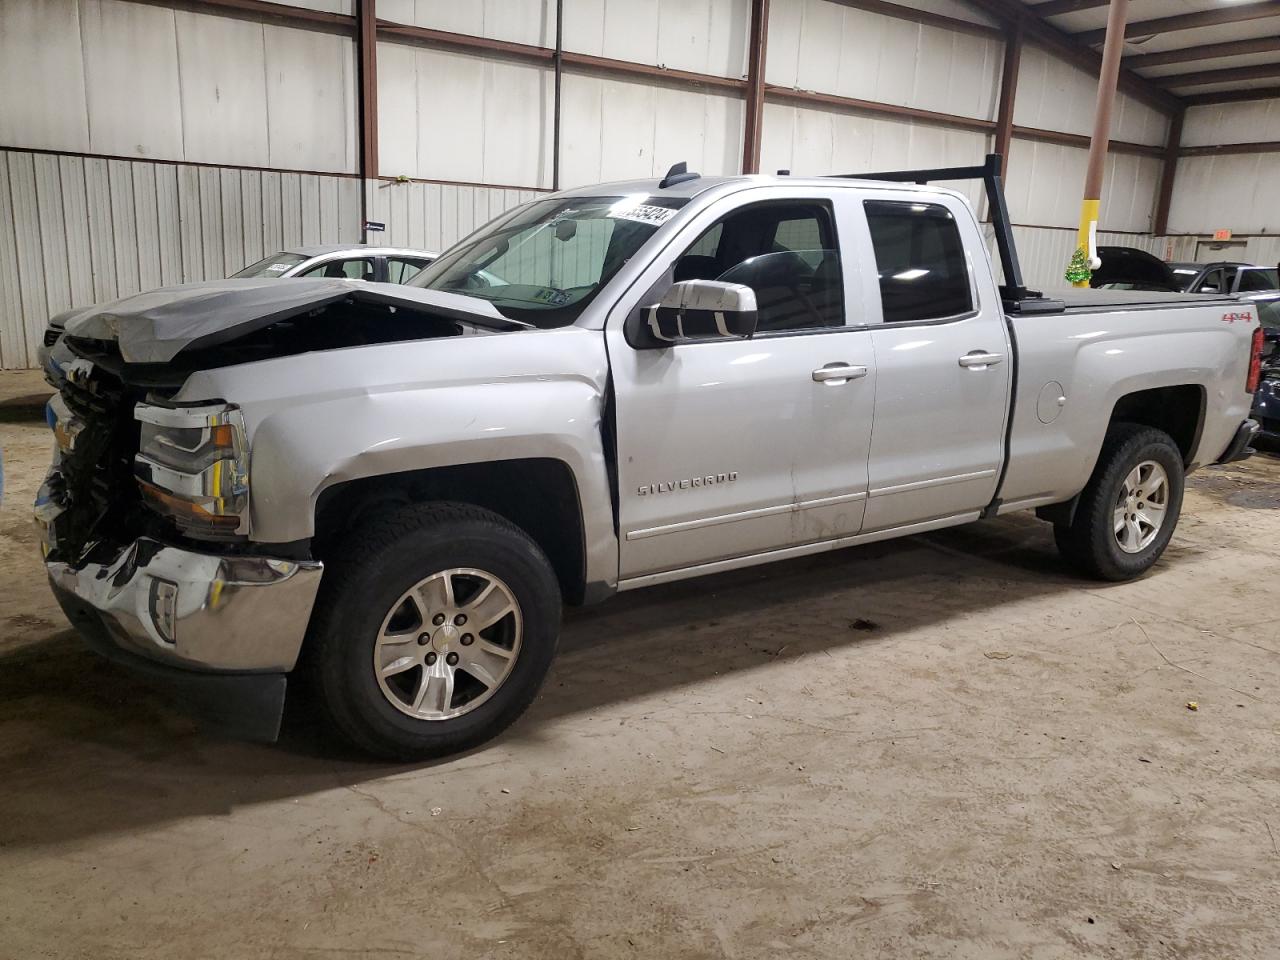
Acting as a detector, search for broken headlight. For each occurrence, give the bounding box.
[134,401,250,539]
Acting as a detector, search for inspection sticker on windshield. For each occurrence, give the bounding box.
[609,203,677,226]
[266,263,291,273]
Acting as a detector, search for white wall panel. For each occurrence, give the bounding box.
[0,0,356,173]
[0,0,89,152]
[759,102,988,209]
[0,149,361,369]
[766,0,1001,122]
[560,0,750,76]
[81,0,186,160]
[1005,139,1160,233]
[265,25,358,173]
[1167,153,1280,236]
[175,12,271,167]
[1183,100,1280,147]
[376,43,553,187]
[1014,43,1168,147]
[560,73,743,185]
[380,0,554,47]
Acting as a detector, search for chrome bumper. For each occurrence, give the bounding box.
[46,538,323,673]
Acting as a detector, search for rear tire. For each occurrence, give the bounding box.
[1054,423,1185,581]
[305,502,561,761]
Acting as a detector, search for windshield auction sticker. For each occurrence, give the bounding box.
[609,203,677,226]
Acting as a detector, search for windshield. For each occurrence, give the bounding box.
[410,196,687,327]
[232,252,308,278]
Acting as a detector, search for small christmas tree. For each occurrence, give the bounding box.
[1065,246,1092,285]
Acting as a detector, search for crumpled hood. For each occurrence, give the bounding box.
[61,277,521,363]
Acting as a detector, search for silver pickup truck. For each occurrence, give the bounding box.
[37,157,1264,759]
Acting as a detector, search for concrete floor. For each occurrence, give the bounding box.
[2,367,1280,959]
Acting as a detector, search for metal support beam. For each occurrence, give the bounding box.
[1184,85,1280,106]
[1074,0,1128,286]
[127,0,354,31]
[1126,36,1280,69]
[741,0,770,174]
[1181,140,1280,157]
[765,85,996,133]
[828,0,1002,39]
[993,22,1023,166]
[357,0,378,239]
[959,0,1181,113]
[553,0,563,190]
[1075,0,1280,45]
[1153,62,1280,90]
[1153,107,1184,236]
[1032,0,1110,17]
[1012,125,1163,158]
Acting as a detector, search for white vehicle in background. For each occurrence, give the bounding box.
[38,244,437,379]
[229,244,437,284]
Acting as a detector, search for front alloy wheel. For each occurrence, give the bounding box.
[306,502,562,761]
[375,568,523,720]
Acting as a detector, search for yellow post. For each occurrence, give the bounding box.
[1073,0,1129,288]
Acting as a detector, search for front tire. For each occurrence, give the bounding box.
[1054,423,1185,581]
[306,502,561,761]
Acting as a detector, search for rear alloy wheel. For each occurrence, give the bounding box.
[1054,423,1185,581]
[306,502,561,761]
[1112,460,1170,555]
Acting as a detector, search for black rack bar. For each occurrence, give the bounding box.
[839,153,1033,305]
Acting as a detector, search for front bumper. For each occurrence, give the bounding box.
[46,537,323,740]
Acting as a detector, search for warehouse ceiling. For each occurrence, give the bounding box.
[1026,0,1280,102]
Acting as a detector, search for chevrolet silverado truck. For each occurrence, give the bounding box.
[36,156,1264,760]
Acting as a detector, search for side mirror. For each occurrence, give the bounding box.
[645,280,758,343]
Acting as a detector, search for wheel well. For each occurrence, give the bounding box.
[312,459,588,604]
[1109,385,1205,465]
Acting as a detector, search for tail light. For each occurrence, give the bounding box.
[1248,326,1264,393]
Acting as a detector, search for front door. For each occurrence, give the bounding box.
[608,193,877,581]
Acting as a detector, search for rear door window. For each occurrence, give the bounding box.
[387,257,431,284]
[863,200,973,324]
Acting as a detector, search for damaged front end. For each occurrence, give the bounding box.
[38,277,517,739]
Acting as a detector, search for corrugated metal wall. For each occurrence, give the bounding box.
[2,0,1229,369]
[0,149,362,369]
[1168,103,1280,236]
[363,180,543,253]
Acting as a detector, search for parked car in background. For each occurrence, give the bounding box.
[38,245,437,380]
[1091,247,1181,292]
[1168,261,1279,295]
[1249,293,1280,446]
[230,245,436,284]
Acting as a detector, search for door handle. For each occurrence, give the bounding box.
[812,363,869,383]
[958,351,1005,369]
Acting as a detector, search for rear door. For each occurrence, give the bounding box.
[856,194,1012,532]
[607,187,877,581]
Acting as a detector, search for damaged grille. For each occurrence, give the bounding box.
[48,359,146,563]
